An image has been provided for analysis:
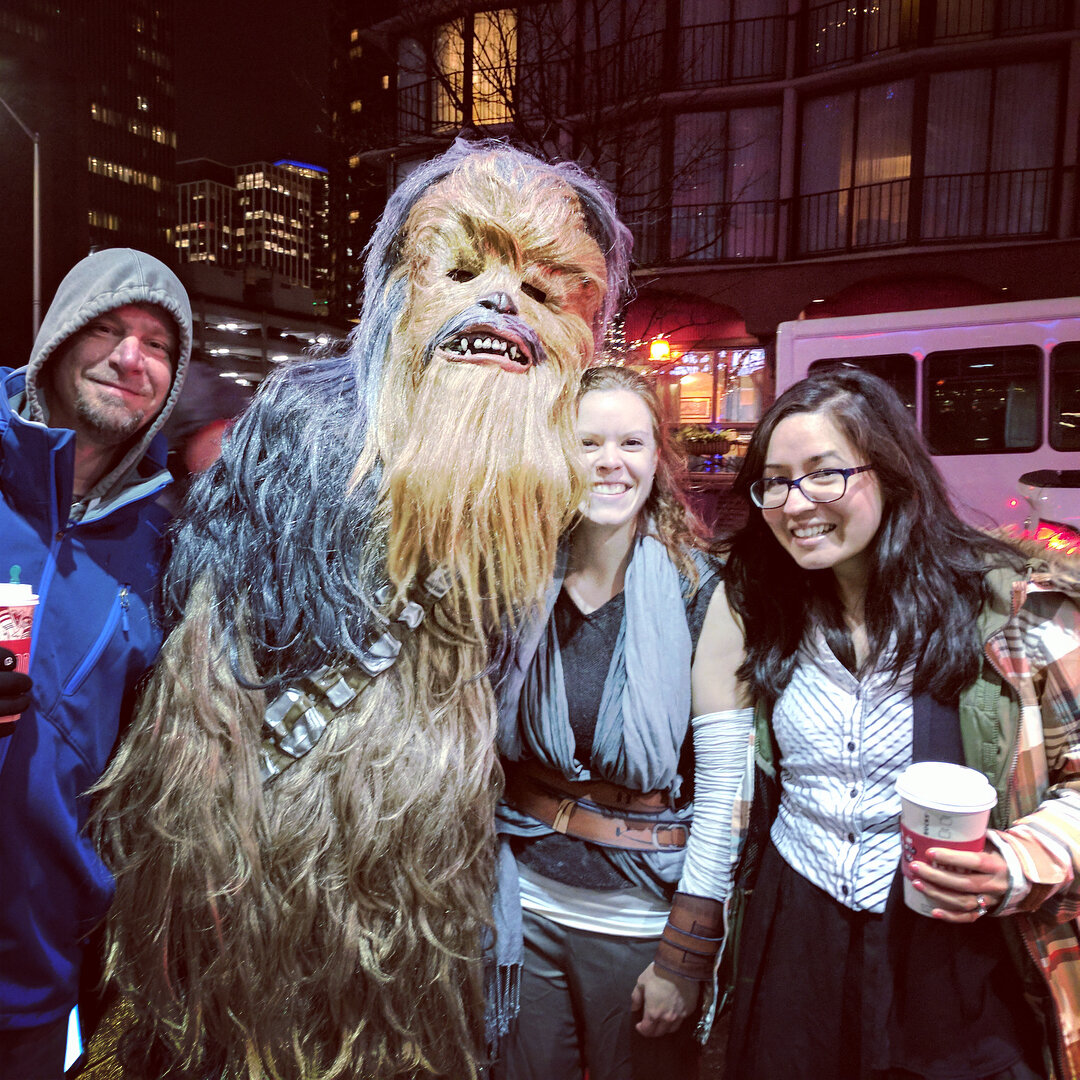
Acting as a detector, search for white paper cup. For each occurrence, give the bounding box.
[0,583,39,730]
[895,761,997,917]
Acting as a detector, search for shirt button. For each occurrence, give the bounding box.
[848,832,855,843]
[847,741,856,752]
[841,885,849,895]
[850,787,858,798]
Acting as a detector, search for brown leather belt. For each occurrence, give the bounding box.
[503,759,689,852]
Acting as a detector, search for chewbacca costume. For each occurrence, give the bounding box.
[87,141,631,1080]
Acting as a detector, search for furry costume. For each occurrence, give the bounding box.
[91,141,631,1080]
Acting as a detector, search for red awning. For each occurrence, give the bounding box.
[622,291,753,350]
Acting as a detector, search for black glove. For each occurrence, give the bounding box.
[0,646,32,725]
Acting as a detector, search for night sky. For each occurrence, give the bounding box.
[174,0,330,168]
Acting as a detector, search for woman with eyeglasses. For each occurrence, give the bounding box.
[702,366,1080,1079]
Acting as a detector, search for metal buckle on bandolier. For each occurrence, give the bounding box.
[257,567,452,783]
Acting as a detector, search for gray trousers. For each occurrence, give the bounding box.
[495,909,701,1080]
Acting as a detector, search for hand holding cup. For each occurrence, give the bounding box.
[908,844,1010,923]
[896,761,1001,921]
[0,581,38,734]
[0,647,33,735]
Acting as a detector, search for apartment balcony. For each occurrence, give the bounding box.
[797,166,1058,255]
[677,15,787,89]
[630,163,1071,269]
[802,0,1070,72]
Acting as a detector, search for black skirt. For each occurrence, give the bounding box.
[724,843,1045,1080]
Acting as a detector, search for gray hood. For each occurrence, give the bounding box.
[23,247,192,503]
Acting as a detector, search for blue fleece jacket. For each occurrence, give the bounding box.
[0,248,191,1029]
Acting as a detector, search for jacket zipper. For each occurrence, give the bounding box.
[61,585,129,697]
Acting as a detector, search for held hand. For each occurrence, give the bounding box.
[0,647,32,728]
[910,843,1010,924]
[631,962,700,1037]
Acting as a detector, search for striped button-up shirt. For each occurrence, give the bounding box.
[771,627,913,913]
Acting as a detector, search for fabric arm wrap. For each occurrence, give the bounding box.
[654,708,754,981]
[678,708,754,899]
[654,891,725,982]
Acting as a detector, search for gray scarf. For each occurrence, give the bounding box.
[486,534,700,1045]
[497,532,692,791]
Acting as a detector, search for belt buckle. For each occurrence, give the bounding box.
[652,821,689,850]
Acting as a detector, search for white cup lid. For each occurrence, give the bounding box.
[895,761,996,814]
[0,583,38,606]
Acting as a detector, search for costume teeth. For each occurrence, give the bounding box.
[444,331,530,365]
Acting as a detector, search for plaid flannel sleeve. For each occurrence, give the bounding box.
[990,593,1080,921]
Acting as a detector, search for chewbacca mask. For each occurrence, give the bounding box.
[90,140,631,1080]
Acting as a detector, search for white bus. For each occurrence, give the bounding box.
[774,298,1080,530]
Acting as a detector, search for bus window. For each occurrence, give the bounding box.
[1050,342,1080,452]
[807,354,916,409]
[924,346,1040,455]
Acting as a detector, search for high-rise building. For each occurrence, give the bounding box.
[276,159,331,295]
[0,0,178,361]
[175,159,236,267]
[176,158,330,293]
[173,157,342,398]
[234,160,320,289]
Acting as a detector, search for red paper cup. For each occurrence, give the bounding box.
[0,583,39,732]
[895,761,997,917]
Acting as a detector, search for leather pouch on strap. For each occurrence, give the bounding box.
[503,759,689,852]
[654,892,724,982]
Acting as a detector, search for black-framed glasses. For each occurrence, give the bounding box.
[750,465,873,510]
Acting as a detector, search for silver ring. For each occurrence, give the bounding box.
[975,894,988,916]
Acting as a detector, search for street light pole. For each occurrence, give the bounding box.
[0,94,41,340]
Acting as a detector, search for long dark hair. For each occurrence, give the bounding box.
[725,367,1021,705]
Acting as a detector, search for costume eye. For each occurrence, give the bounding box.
[447,268,475,283]
[521,282,546,304]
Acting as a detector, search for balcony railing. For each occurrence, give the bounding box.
[582,29,666,109]
[670,200,780,262]
[676,15,787,88]
[804,0,1069,71]
[799,178,911,253]
[397,72,464,138]
[798,167,1055,254]
[933,0,1068,43]
[631,199,781,265]
[515,59,570,122]
[922,167,1054,239]
[804,0,918,71]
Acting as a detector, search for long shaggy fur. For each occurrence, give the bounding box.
[91,140,631,1079]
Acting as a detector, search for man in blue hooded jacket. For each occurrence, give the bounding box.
[0,248,191,1077]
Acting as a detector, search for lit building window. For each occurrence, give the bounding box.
[88,209,120,230]
[136,94,149,111]
[350,99,362,112]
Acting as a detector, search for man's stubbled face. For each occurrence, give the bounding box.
[375,154,611,617]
